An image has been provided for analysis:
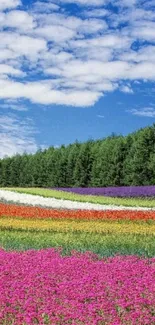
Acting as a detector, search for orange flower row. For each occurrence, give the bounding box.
[0,202,155,221]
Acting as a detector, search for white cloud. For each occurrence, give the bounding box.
[108,5,155,28]
[128,62,155,80]
[42,51,73,65]
[0,0,154,110]
[131,8,155,21]
[0,79,101,107]
[45,60,130,80]
[0,114,38,158]
[116,0,137,7]
[0,32,47,60]
[83,8,109,17]
[120,46,155,63]
[132,24,155,42]
[0,0,20,11]
[57,0,107,6]
[0,64,24,76]
[97,114,104,118]
[33,1,60,13]
[35,13,107,36]
[70,34,131,50]
[10,36,47,58]
[0,101,28,111]
[143,0,155,8]
[129,107,155,117]
[120,85,134,93]
[0,10,36,31]
[0,49,19,62]
[35,25,76,42]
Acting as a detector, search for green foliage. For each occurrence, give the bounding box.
[0,229,154,257]
[73,140,94,187]
[0,124,155,187]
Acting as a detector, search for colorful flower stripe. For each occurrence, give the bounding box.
[3,188,155,209]
[0,217,155,235]
[0,249,155,325]
[1,202,155,221]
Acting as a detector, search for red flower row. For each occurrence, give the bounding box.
[0,202,155,221]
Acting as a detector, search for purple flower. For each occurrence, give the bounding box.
[54,186,155,197]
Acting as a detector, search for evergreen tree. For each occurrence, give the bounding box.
[73,140,93,187]
[0,124,155,187]
[66,142,80,187]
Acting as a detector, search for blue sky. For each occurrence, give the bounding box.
[0,0,155,157]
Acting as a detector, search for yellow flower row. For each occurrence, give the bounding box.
[0,218,155,235]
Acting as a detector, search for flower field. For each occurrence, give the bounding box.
[0,188,155,325]
[55,185,155,197]
[2,187,155,208]
[1,250,155,325]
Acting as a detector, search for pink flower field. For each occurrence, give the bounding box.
[0,248,155,325]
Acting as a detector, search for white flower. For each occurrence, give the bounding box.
[0,189,154,211]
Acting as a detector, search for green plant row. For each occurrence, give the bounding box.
[1,229,155,257]
[3,187,155,208]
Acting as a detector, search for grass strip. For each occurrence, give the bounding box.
[3,187,155,208]
[0,229,154,257]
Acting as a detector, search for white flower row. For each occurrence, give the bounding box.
[0,189,154,211]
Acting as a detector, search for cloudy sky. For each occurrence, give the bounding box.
[0,0,155,157]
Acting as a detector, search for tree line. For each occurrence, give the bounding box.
[0,124,155,187]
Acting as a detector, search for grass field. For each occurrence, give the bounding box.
[0,230,155,257]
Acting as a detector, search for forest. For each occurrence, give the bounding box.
[0,124,155,187]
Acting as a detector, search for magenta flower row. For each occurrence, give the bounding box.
[0,248,155,325]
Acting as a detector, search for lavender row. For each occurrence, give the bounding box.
[54,186,155,197]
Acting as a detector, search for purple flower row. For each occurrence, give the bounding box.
[0,248,155,325]
[55,186,155,197]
